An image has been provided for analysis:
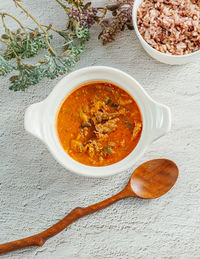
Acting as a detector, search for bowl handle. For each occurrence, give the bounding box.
[24,102,45,141]
[150,101,171,143]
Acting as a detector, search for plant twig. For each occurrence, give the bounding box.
[0,37,22,68]
[0,37,19,60]
[55,0,67,10]
[0,12,27,35]
[40,24,66,34]
[14,0,57,56]
[0,0,133,91]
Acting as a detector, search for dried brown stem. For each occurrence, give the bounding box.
[0,37,17,58]
[14,0,57,56]
[40,24,65,34]
[55,0,67,10]
[0,12,27,35]
[0,37,22,68]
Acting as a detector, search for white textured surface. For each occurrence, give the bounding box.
[0,0,200,258]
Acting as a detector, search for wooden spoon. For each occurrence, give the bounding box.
[0,159,178,255]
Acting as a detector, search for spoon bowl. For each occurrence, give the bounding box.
[129,159,179,199]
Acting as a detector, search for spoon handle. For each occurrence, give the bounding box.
[0,187,132,255]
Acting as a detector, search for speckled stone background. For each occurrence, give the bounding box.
[0,0,200,258]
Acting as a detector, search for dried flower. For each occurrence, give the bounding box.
[100,14,128,44]
[68,7,98,27]
[113,0,134,22]
[99,0,134,44]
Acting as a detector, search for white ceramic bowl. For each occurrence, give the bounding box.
[24,66,171,178]
[132,0,200,65]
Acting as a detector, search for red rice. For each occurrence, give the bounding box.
[137,0,200,55]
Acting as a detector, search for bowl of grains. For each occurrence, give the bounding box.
[132,0,200,65]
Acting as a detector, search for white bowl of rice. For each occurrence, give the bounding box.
[132,0,200,65]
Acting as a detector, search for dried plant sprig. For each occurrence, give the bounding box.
[14,0,57,56]
[0,35,21,65]
[0,55,16,76]
[58,0,134,44]
[99,1,134,44]
[0,12,27,35]
[0,0,89,90]
[0,0,134,91]
[9,25,89,91]
[2,27,52,60]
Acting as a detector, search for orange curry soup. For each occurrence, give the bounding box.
[56,81,143,166]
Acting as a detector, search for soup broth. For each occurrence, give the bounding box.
[56,81,143,166]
